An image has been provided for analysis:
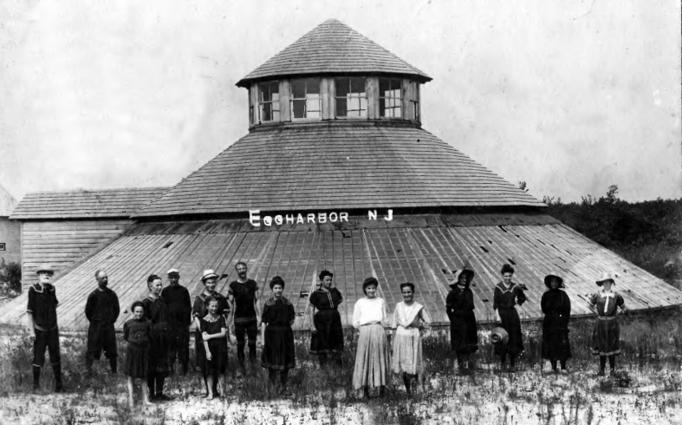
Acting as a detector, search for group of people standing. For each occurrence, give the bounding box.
[25,261,627,405]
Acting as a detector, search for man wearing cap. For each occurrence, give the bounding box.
[228,261,260,370]
[27,264,63,392]
[161,268,192,374]
[85,270,120,374]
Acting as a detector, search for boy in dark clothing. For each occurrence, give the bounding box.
[85,270,120,373]
[161,268,192,374]
[27,264,63,392]
[228,262,260,369]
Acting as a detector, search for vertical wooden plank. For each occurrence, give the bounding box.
[366,77,379,119]
[249,84,259,125]
[279,80,291,122]
[320,78,332,120]
[403,79,414,122]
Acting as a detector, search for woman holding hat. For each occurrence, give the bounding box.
[261,276,296,394]
[192,269,229,390]
[541,274,571,373]
[493,264,527,371]
[589,273,625,376]
[390,282,431,396]
[352,277,390,398]
[446,269,478,373]
[308,270,344,369]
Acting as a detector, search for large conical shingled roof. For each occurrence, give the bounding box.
[135,123,543,217]
[236,19,431,87]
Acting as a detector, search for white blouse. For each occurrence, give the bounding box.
[352,297,387,329]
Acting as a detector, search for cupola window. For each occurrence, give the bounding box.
[291,78,321,119]
[334,77,367,118]
[258,81,280,122]
[379,78,402,118]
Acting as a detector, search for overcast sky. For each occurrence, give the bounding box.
[0,0,679,203]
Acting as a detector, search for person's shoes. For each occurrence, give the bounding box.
[597,369,605,377]
[560,368,569,375]
[155,394,173,401]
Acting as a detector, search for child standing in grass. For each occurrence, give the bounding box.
[589,273,626,376]
[200,297,228,399]
[261,276,296,395]
[123,301,152,407]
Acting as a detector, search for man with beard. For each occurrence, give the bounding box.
[85,269,120,373]
[161,268,192,374]
[228,261,260,370]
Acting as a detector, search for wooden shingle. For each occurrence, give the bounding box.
[11,187,168,220]
[236,19,431,87]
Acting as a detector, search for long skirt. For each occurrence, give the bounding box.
[352,324,389,390]
[204,338,228,377]
[449,311,478,354]
[148,325,169,377]
[310,309,344,354]
[591,317,620,356]
[542,315,571,360]
[495,307,523,357]
[261,325,296,370]
[391,327,423,375]
[124,343,149,378]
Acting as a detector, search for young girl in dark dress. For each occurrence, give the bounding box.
[493,264,527,371]
[541,274,571,373]
[589,273,626,376]
[142,274,171,401]
[261,276,296,395]
[124,301,152,407]
[192,269,229,379]
[308,270,344,368]
[446,269,478,373]
[200,297,228,399]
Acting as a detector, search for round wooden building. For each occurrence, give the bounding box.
[2,19,681,331]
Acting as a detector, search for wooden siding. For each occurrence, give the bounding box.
[135,123,543,217]
[1,215,679,332]
[20,220,133,289]
[237,19,430,88]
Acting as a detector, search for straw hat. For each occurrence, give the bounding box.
[491,327,509,345]
[36,264,54,275]
[201,269,219,282]
[167,268,180,276]
[595,272,616,286]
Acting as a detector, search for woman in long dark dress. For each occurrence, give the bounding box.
[142,274,171,401]
[200,297,228,399]
[446,269,478,373]
[261,276,296,394]
[192,269,229,378]
[308,270,343,368]
[493,264,527,371]
[541,273,571,373]
[589,272,625,376]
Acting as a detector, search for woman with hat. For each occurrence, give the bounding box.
[589,273,626,376]
[142,274,171,401]
[390,282,431,396]
[352,277,390,398]
[446,269,478,373]
[261,276,296,395]
[493,264,527,371]
[192,269,229,394]
[541,273,571,373]
[308,270,344,369]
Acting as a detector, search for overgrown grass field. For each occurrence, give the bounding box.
[1,309,682,424]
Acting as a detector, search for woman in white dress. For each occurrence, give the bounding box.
[352,277,390,398]
[390,282,431,395]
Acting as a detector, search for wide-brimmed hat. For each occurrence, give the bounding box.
[167,268,180,276]
[201,269,219,282]
[491,327,509,345]
[596,272,616,286]
[450,269,474,288]
[36,264,54,275]
[544,273,565,288]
